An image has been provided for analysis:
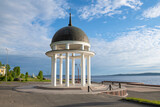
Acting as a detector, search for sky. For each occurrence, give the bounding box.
[1,0,160,75]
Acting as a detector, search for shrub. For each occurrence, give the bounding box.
[10,70,15,78]
[25,72,28,81]
[13,66,20,77]
[37,71,43,81]
[7,73,14,81]
[8,75,14,81]
[0,76,5,81]
[20,73,24,78]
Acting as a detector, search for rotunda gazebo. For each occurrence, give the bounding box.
[46,13,95,87]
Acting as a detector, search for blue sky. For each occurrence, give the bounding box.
[1,0,160,75]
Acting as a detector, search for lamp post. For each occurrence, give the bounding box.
[75,64,80,83]
[6,48,8,82]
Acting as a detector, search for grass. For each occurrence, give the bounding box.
[0,76,51,82]
[123,97,160,106]
[24,77,51,82]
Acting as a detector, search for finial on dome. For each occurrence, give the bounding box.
[68,8,72,26]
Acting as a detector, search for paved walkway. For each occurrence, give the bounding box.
[0,86,148,107]
[0,82,159,107]
[125,84,160,92]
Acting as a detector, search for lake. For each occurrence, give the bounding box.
[44,75,160,85]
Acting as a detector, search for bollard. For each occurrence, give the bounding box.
[109,85,111,90]
[88,86,90,92]
[119,83,121,88]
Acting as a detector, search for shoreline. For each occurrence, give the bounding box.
[1,79,160,88]
[44,75,160,86]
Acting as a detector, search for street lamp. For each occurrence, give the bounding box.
[75,63,80,83]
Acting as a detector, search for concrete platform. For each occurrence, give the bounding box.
[35,84,82,90]
[14,83,127,97]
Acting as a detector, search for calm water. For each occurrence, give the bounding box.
[44,75,160,85]
[92,76,160,85]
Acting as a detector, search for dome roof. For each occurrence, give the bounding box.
[51,26,89,43]
[51,13,89,44]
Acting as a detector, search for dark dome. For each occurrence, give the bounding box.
[51,26,89,43]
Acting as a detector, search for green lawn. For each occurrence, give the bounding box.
[23,77,51,82]
[123,97,160,106]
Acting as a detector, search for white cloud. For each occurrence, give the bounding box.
[103,21,107,23]
[0,0,68,56]
[90,26,160,75]
[127,25,146,30]
[142,2,160,18]
[78,0,143,20]
[119,16,127,20]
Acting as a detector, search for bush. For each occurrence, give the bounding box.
[7,73,14,81]
[0,76,5,81]
[25,72,28,81]
[8,75,14,81]
[20,73,24,78]
[14,78,22,81]
[13,66,20,77]
[10,70,15,78]
[37,71,43,81]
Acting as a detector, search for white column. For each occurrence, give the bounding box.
[72,53,75,85]
[81,63,82,85]
[81,56,82,85]
[81,44,84,85]
[53,54,57,86]
[81,53,86,86]
[84,57,86,85]
[87,56,91,86]
[59,54,63,85]
[66,53,69,87]
[51,56,54,86]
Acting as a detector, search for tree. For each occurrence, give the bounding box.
[0,61,2,67]
[8,73,14,81]
[4,71,13,81]
[6,64,10,72]
[10,70,15,78]
[13,66,20,77]
[37,71,43,81]
[25,72,28,81]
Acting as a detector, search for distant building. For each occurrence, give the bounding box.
[0,66,6,76]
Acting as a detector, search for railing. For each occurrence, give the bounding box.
[88,83,122,92]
